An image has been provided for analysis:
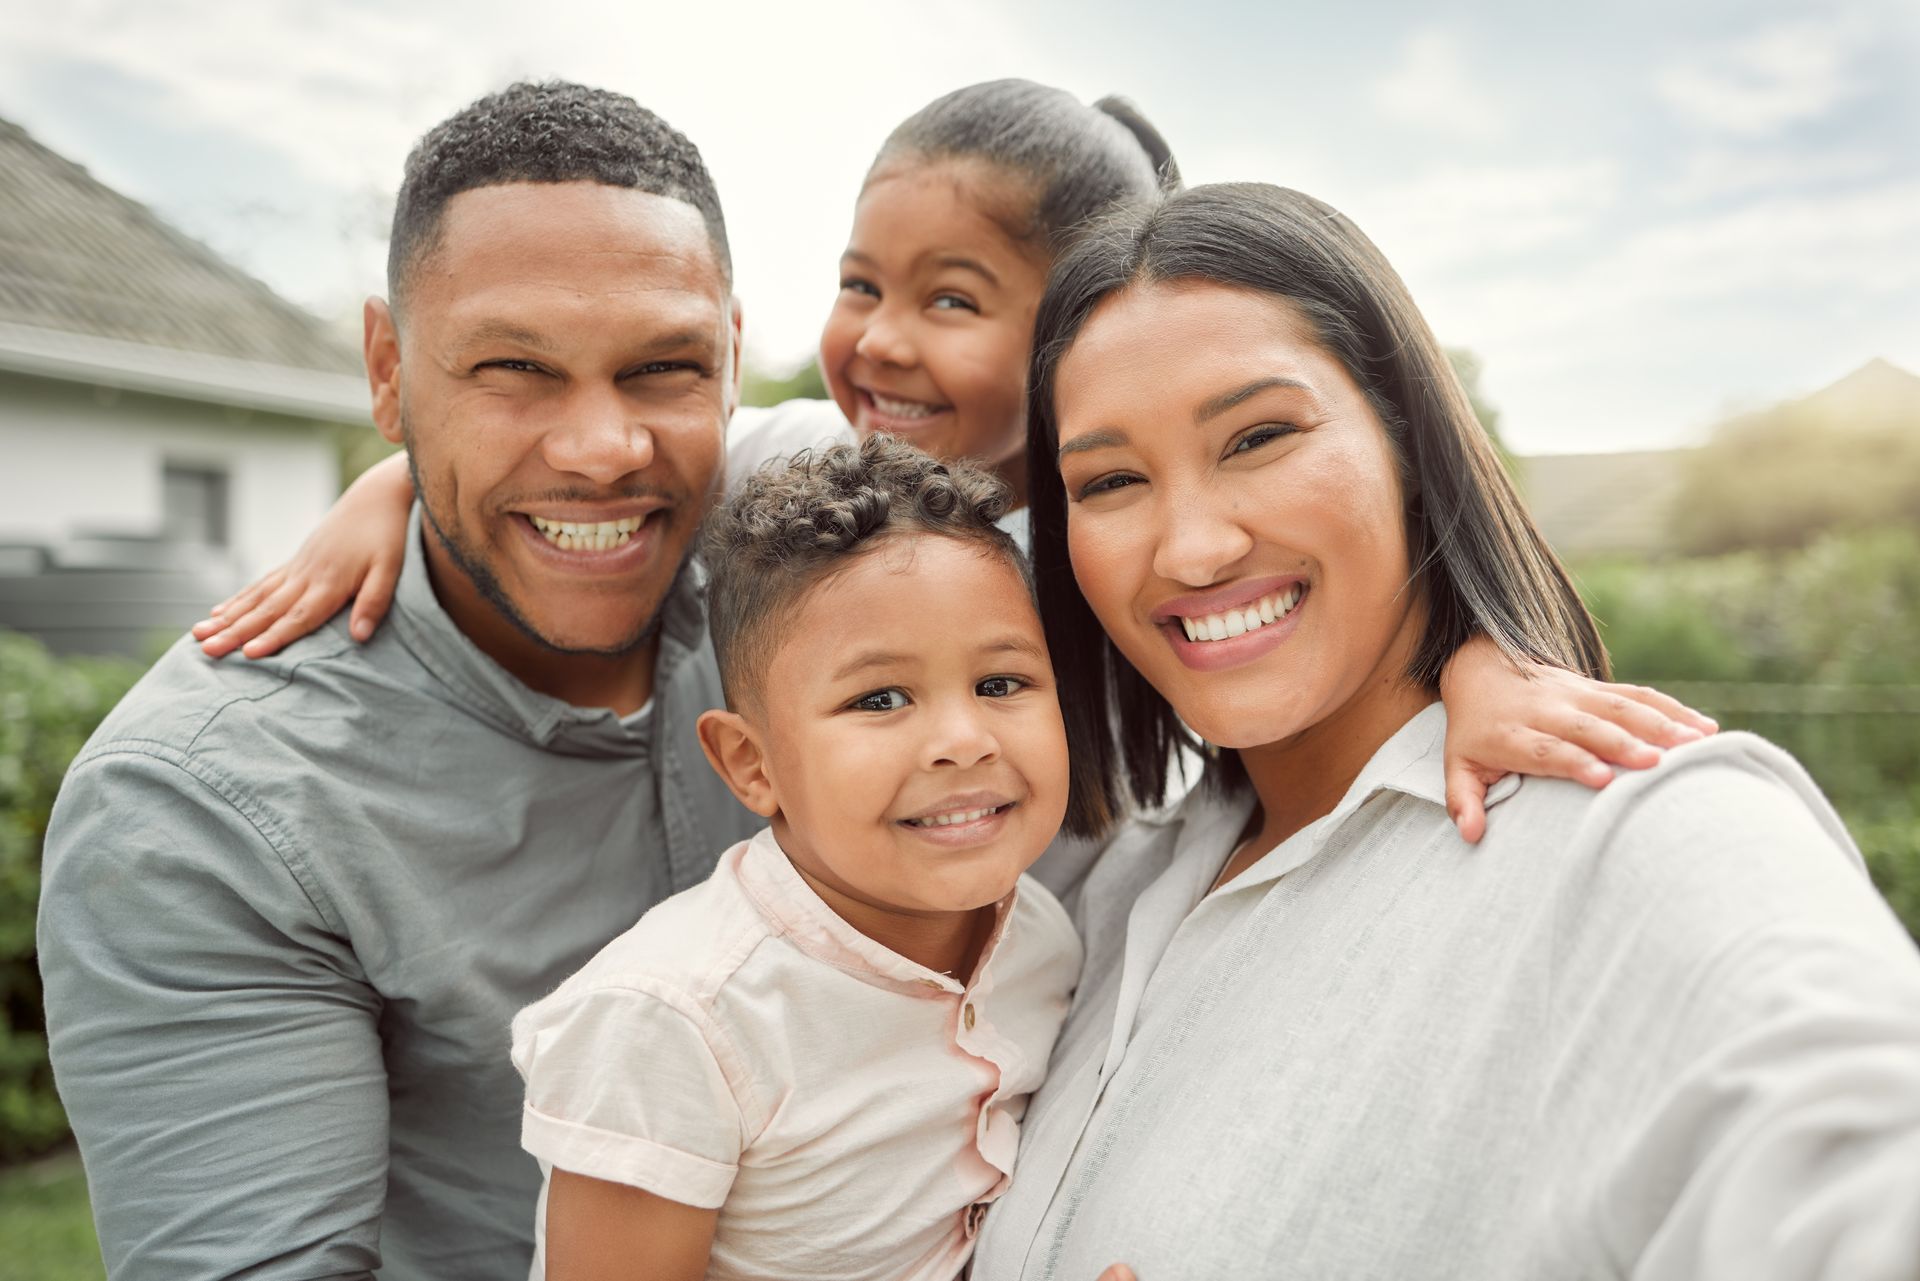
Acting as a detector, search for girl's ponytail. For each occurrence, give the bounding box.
[872,80,1178,255]
[1093,95,1181,192]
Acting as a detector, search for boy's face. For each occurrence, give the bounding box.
[741,535,1068,917]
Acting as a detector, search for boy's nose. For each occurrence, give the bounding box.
[926,704,999,770]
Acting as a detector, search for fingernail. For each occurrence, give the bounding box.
[1672,726,1703,742]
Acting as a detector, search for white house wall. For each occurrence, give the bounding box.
[0,370,346,576]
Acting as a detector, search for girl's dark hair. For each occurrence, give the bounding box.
[872,80,1180,255]
[703,433,1026,711]
[1026,183,1608,838]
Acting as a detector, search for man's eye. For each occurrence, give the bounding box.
[851,688,909,712]
[631,361,703,377]
[977,676,1027,698]
[480,359,543,374]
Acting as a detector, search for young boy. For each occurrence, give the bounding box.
[510,435,1081,1281]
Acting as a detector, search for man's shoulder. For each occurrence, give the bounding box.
[73,618,442,781]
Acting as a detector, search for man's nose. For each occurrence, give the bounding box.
[539,386,656,484]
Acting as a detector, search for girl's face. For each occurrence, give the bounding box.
[1052,280,1426,752]
[819,159,1049,472]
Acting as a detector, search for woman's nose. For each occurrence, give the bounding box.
[1151,487,1255,587]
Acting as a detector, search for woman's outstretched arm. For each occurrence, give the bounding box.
[1437,633,1719,843]
[193,451,414,658]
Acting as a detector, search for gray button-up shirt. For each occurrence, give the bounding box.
[38,510,759,1280]
[974,704,1920,1280]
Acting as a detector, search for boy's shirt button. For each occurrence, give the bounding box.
[964,1003,977,1030]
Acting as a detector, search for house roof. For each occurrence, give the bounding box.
[1519,449,1693,560]
[0,116,368,421]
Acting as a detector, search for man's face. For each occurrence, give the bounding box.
[375,181,738,657]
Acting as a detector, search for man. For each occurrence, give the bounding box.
[38,82,759,1279]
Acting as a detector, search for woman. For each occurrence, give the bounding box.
[972,184,1920,1279]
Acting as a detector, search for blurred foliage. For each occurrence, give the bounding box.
[0,1151,103,1280]
[1667,367,1920,556]
[1445,347,1516,476]
[0,633,142,1161]
[1579,526,1920,940]
[332,421,401,490]
[741,358,828,408]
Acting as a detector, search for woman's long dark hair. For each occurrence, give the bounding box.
[1027,183,1608,838]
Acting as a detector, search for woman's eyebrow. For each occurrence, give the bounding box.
[1195,376,1316,424]
[1057,428,1129,459]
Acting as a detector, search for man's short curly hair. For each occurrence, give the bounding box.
[388,80,731,308]
[704,434,1030,712]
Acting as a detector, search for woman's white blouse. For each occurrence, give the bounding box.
[972,703,1920,1280]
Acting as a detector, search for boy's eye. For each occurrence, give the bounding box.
[850,687,909,713]
[977,675,1026,698]
[840,277,879,299]
[1227,424,1297,456]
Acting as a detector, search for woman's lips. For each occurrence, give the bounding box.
[1159,583,1309,672]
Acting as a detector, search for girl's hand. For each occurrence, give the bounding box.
[192,452,415,659]
[1439,634,1718,843]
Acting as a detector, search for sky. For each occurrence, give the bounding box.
[1,0,1915,455]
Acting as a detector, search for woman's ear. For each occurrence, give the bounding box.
[696,709,779,818]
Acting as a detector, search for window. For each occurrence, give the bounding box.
[162,464,229,547]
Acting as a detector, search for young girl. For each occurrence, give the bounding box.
[190,78,1712,832]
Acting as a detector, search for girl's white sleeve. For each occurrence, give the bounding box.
[725,399,855,494]
[511,985,746,1209]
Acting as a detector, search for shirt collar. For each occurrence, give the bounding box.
[1210,701,1520,894]
[388,504,706,758]
[733,826,1017,998]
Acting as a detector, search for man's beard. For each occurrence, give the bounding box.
[404,447,689,660]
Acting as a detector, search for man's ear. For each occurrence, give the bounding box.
[365,297,404,445]
[724,295,745,420]
[697,708,778,818]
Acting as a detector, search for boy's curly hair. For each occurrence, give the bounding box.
[703,433,1028,711]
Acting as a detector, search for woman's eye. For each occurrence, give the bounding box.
[977,675,1027,698]
[851,688,909,713]
[1228,424,1297,456]
[840,278,879,299]
[1075,472,1142,501]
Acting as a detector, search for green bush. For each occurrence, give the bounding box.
[0,632,143,1161]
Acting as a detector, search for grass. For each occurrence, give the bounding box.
[0,1149,103,1281]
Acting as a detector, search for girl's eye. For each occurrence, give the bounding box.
[1228,424,1297,456]
[840,278,879,299]
[1074,472,1143,501]
[850,688,909,713]
[931,294,978,312]
[977,675,1027,698]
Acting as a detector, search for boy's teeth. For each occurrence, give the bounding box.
[528,514,644,552]
[869,391,941,420]
[908,805,1001,828]
[1177,584,1304,644]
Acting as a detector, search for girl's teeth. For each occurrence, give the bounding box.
[1176,585,1304,644]
[869,392,941,420]
[528,515,644,552]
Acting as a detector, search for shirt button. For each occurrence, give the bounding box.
[963,1003,977,1031]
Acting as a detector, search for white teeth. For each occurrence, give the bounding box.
[1175,585,1305,644]
[528,514,645,552]
[908,805,1002,828]
[868,391,942,420]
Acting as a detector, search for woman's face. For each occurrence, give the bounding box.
[1052,280,1425,751]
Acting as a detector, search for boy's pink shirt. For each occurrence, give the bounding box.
[511,825,1083,1281]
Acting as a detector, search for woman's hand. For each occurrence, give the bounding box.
[192,452,415,659]
[1439,634,1718,843]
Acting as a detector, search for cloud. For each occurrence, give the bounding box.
[1354,159,1621,272]
[1655,16,1863,136]
[1370,30,1503,140]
